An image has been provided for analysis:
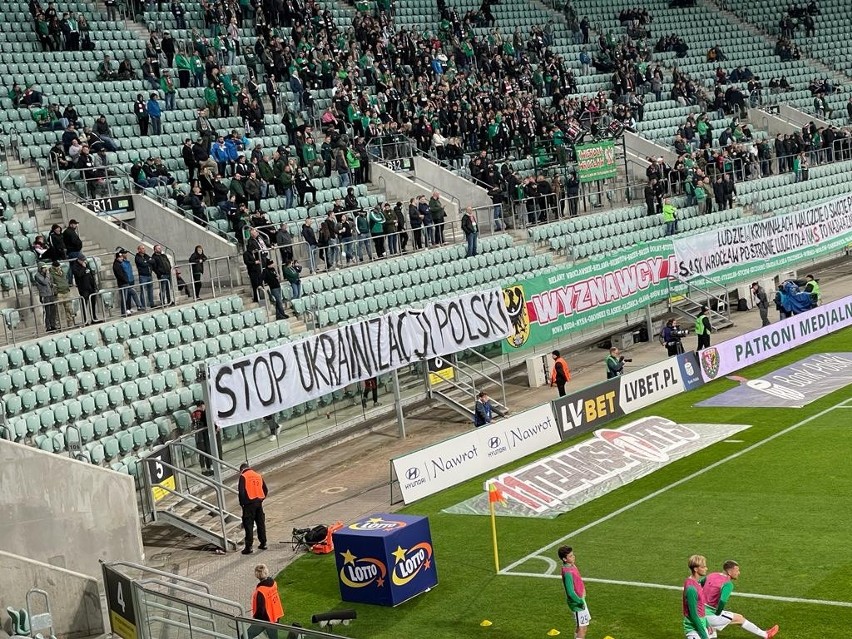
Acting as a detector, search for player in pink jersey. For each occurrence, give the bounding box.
[683,554,710,639]
[703,560,779,639]
[558,546,590,638]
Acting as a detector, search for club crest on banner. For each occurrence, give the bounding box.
[504,284,530,349]
[701,348,720,379]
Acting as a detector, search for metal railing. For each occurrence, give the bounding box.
[365,134,415,170]
[505,179,640,231]
[139,449,240,552]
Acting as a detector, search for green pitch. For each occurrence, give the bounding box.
[278,328,852,639]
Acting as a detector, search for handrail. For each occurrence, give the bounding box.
[409,174,462,207]
[174,443,243,491]
[103,560,212,592]
[462,347,508,409]
[137,579,245,616]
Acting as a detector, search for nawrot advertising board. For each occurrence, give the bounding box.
[697,295,852,382]
[391,404,560,504]
[502,240,678,353]
[332,514,437,607]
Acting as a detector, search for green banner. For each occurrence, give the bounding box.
[574,140,617,183]
[502,240,677,353]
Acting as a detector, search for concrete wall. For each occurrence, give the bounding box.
[749,106,828,138]
[0,551,104,639]
[131,195,236,262]
[370,162,461,223]
[624,131,678,179]
[0,439,144,580]
[61,203,155,258]
[412,156,492,213]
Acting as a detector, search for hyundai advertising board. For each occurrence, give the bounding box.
[332,514,438,606]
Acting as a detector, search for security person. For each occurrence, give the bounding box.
[239,463,268,555]
[804,274,820,306]
[248,563,283,639]
[550,350,571,397]
[695,305,713,351]
[606,347,626,379]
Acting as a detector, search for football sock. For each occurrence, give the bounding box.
[741,620,766,638]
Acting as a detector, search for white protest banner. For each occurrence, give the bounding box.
[673,193,852,279]
[392,404,560,504]
[208,289,512,426]
[697,294,852,382]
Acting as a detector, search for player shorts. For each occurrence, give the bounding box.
[685,632,704,639]
[707,611,735,630]
[573,606,591,627]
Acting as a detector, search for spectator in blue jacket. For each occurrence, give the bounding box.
[211,137,234,176]
[147,93,162,135]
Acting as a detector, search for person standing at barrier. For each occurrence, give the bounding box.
[461,206,478,257]
[558,546,590,639]
[361,376,379,408]
[473,391,493,427]
[71,254,101,325]
[662,319,688,356]
[606,347,626,379]
[751,282,770,327]
[695,306,712,352]
[50,260,76,327]
[429,190,446,245]
[239,463,268,555]
[34,264,59,332]
[152,244,174,306]
[247,564,283,639]
[135,245,156,309]
[550,350,571,397]
[188,245,207,299]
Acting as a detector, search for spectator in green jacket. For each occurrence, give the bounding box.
[368,206,386,257]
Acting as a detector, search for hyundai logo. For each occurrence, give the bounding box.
[405,467,420,481]
[489,436,502,449]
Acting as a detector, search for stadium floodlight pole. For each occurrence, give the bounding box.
[392,368,406,439]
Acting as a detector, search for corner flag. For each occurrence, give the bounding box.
[487,482,505,572]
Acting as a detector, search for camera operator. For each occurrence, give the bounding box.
[606,347,630,379]
[661,318,688,356]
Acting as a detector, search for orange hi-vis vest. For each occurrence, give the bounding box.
[252,583,284,622]
[242,469,265,500]
[551,357,571,384]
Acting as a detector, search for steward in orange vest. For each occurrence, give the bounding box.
[239,464,268,555]
[250,563,283,639]
[550,350,571,397]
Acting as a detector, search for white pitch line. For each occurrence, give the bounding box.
[506,572,852,608]
[499,397,852,575]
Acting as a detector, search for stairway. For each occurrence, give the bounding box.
[152,488,243,552]
[425,351,510,423]
[670,279,735,332]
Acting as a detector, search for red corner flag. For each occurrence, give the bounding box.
[486,482,505,572]
[488,483,505,504]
